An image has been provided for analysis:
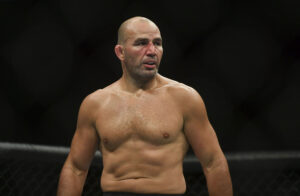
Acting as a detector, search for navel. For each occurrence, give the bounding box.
[163,132,170,139]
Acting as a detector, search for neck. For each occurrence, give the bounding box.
[120,72,160,93]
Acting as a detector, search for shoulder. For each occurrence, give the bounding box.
[160,77,205,115]
[161,78,203,105]
[79,87,115,114]
[81,89,104,108]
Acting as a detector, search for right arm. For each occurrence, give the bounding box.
[57,95,100,196]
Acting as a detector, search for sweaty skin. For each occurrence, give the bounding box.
[96,77,189,193]
[57,16,232,196]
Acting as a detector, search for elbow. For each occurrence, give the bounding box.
[63,163,88,177]
[62,158,89,177]
[70,166,87,177]
[203,153,229,174]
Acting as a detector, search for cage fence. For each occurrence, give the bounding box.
[0,142,299,196]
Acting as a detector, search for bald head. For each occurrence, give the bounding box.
[117,16,160,44]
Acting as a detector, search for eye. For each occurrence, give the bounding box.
[153,39,162,46]
[134,40,147,46]
[154,41,162,46]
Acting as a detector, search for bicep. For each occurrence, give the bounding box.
[183,92,223,167]
[68,126,99,172]
[66,98,99,172]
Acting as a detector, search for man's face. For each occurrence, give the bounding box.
[121,21,163,81]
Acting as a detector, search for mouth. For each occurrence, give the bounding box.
[142,61,157,69]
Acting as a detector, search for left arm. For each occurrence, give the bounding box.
[182,88,233,196]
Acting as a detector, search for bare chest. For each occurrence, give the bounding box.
[96,94,183,151]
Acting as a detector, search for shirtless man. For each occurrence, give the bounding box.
[57,16,233,196]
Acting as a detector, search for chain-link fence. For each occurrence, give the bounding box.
[0,142,299,196]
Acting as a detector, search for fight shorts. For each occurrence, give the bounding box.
[102,192,185,196]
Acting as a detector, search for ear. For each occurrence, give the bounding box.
[115,45,124,61]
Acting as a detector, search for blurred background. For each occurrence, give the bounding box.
[0,0,299,153]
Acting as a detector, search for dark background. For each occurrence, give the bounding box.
[0,0,299,152]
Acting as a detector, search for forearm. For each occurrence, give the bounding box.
[57,166,88,196]
[204,158,233,196]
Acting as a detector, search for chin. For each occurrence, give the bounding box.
[136,70,157,82]
[144,69,157,77]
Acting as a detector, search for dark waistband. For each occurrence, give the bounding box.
[102,192,185,196]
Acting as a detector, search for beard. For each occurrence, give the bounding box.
[123,61,159,83]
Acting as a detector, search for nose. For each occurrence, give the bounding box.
[146,43,156,56]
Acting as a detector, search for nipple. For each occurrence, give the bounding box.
[103,138,108,144]
[163,133,170,139]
